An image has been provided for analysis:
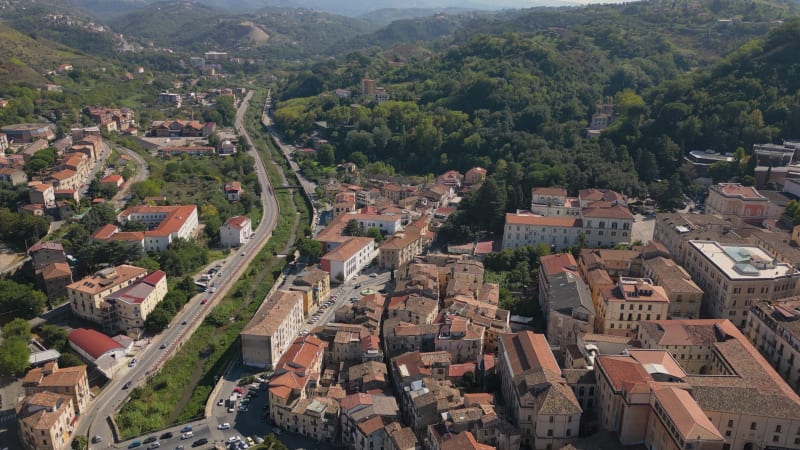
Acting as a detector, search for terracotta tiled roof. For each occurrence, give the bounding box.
[321,237,374,262]
[540,253,578,276]
[68,328,124,360]
[505,213,580,227]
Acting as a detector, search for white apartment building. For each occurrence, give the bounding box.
[321,237,377,283]
[241,290,304,369]
[502,214,582,250]
[220,215,252,248]
[683,240,800,328]
[118,204,199,252]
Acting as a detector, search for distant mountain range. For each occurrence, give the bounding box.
[67,0,624,19]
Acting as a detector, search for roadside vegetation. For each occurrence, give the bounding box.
[116,89,310,438]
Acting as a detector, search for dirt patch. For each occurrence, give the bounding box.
[0,243,25,273]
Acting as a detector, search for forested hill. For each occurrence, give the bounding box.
[606,17,800,179]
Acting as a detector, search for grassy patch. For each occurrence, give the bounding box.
[115,89,309,438]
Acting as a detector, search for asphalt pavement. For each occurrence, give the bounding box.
[78,90,281,449]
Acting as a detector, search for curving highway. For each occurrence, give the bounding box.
[77,90,281,449]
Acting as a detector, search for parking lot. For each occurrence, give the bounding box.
[209,365,336,450]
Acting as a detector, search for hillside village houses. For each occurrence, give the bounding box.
[225,168,800,450]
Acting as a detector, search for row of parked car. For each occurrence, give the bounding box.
[126,426,208,449]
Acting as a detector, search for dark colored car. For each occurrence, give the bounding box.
[123,381,132,389]
[160,432,173,440]
[127,440,142,449]
[191,438,208,447]
[143,436,158,444]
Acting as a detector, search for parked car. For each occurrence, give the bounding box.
[123,381,131,390]
[226,436,240,444]
[160,343,167,349]
[144,437,158,444]
[160,432,173,440]
[191,438,208,447]
[128,441,142,449]
[217,399,224,406]
[128,358,137,367]
[181,432,193,440]
[181,426,193,433]
[92,435,103,443]
[218,423,231,430]
[147,442,161,449]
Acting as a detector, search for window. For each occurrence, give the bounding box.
[549,416,554,423]
[547,429,553,437]
[566,429,572,437]
[751,422,757,430]
[776,425,782,433]
[726,431,731,437]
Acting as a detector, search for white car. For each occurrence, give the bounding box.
[181,432,193,440]
[218,423,231,430]
[226,436,240,444]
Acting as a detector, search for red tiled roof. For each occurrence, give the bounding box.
[68,328,124,359]
[357,416,386,436]
[101,174,123,184]
[141,270,166,286]
[224,215,250,230]
[29,241,64,253]
[340,393,373,411]
[540,253,578,276]
[448,362,476,378]
[321,237,374,262]
[505,213,580,227]
[92,224,119,240]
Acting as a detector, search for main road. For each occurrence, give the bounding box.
[78,90,282,448]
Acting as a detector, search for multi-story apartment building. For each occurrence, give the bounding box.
[268,336,331,440]
[103,270,168,335]
[595,277,670,337]
[117,204,199,252]
[640,255,703,319]
[636,319,800,450]
[340,393,400,450]
[383,320,440,359]
[652,213,739,265]
[68,265,149,328]
[379,226,425,270]
[538,254,595,352]
[22,362,90,414]
[497,331,581,449]
[17,392,76,450]
[683,240,800,328]
[746,297,800,392]
[289,267,331,317]
[433,316,484,364]
[387,294,439,325]
[320,237,378,283]
[385,421,419,450]
[241,290,304,369]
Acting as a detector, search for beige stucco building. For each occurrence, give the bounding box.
[18,392,76,450]
[241,290,304,369]
[746,297,800,392]
[68,265,149,332]
[595,277,670,337]
[498,331,581,449]
[683,240,800,328]
[641,255,703,319]
[289,267,330,317]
